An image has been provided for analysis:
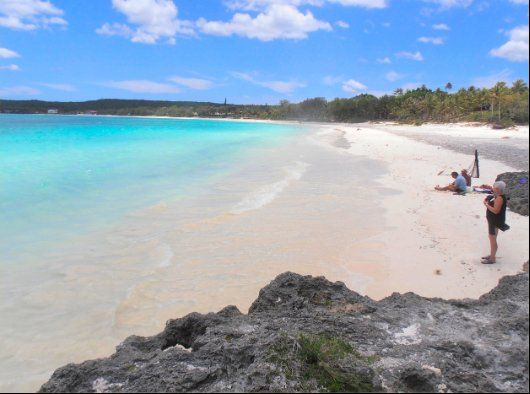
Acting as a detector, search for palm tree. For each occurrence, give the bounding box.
[491,82,509,122]
[445,82,453,92]
[512,79,528,94]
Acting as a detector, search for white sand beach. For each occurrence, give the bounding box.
[2,121,529,393]
[318,122,529,299]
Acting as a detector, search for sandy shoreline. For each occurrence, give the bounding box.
[1,119,529,393]
[324,122,529,299]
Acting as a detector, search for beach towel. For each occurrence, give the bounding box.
[473,187,493,194]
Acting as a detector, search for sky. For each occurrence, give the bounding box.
[0,0,528,104]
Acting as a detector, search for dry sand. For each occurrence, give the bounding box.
[376,122,529,171]
[323,122,529,299]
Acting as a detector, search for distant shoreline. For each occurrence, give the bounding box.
[2,82,528,127]
[3,112,529,130]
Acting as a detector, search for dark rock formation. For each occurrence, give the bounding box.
[40,271,529,393]
[496,171,529,216]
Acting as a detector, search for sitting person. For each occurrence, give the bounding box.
[461,169,472,187]
[435,171,468,193]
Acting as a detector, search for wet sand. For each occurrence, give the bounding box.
[1,125,388,392]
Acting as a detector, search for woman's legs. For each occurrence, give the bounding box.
[488,229,499,262]
[435,184,456,192]
[483,222,498,264]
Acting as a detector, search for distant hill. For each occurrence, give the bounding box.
[0,99,223,114]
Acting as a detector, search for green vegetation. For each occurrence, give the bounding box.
[1,80,528,126]
[269,333,376,393]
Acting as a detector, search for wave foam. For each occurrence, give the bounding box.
[157,242,174,268]
[231,161,309,214]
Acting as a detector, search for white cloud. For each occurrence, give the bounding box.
[0,0,66,31]
[0,47,20,58]
[396,51,424,61]
[418,36,445,45]
[262,80,306,92]
[472,69,513,88]
[342,79,368,94]
[377,56,392,64]
[490,25,529,62]
[401,82,423,91]
[232,71,305,93]
[422,0,474,9]
[169,76,215,90]
[97,0,194,44]
[327,0,387,8]
[0,85,40,96]
[323,75,343,85]
[225,0,388,10]
[98,0,389,43]
[38,83,76,92]
[224,1,319,11]
[201,0,388,41]
[385,71,403,82]
[198,4,331,41]
[0,64,20,71]
[432,23,450,30]
[106,80,181,94]
[96,23,133,39]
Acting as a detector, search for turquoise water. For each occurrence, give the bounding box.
[0,114,387,393]
[0,115,299,260]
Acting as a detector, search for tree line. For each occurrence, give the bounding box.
[1,80,528,126]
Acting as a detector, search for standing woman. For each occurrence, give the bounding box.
[482,181,509,264]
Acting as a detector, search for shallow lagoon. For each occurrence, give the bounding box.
[0,115,386,392]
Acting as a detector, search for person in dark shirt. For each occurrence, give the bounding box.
[482,181,509,264]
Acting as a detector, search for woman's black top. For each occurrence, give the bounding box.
[486,194,507,228]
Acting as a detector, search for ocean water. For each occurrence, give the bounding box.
[0,115,388,392]
[0,115,300,256]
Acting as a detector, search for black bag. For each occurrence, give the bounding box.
[498,223,510,232]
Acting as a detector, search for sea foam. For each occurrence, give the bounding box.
[231,161,309,214]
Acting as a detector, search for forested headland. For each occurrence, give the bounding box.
[1,80,528,127]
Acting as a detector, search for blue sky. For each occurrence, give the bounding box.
[0,0,528,104]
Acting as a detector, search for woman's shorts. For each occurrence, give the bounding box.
[488,220,498,235]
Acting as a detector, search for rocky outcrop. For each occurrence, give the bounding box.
[496,171,529,216]
[40,271,529,393]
